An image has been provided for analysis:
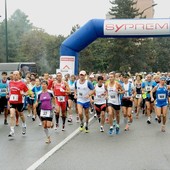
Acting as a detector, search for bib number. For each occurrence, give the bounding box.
[0,88,6,93]
[110,95,116,99]
[40,110,51,117]
[57,96,65,102]
[10,94,18,101]
[78,92,83,97]
[158,94,166,100]
[136,94,142,99]
[124,92,128,97]
[145,86,152,92]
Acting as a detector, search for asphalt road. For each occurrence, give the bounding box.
[1,109,170,170]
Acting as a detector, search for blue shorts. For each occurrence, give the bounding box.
[77,101,90,109]
[156,102,168,108]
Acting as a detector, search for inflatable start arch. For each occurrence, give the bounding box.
[60,18,170,75]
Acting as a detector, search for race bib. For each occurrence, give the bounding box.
[136,94,142,99]
[40,110,51,117]
[145,86,152,92]
[10,94,18,101]
[0,88,6,93]
[124,92,128,97]
[97,94,102,98]
[78,92,83,97]
[57,96,65,102]
[110,94,116,99]
[158,94,166,100]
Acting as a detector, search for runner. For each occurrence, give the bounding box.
[94,75,107,132]
[134,74,143,119]
[150,76,170,132]
[141,74,157,124]
[74,70,94,133]
[121,73,135,131]
[52,72,70,131]
[0,72,9,125]
[105,72,124,135]
[7,71,30,137]
[37,80,56,143]
[32,78,42,125]
[67,74,78,123]
[43,73,53,90]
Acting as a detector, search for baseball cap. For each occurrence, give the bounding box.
[89,74,94,78]
[160,76,166,81]
[79,70,86,75]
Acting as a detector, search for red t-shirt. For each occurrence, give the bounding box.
[53,81,66,96]
[48,79,53,90]
[9,80,28,104]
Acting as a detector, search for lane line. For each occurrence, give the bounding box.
[27,116,94,170]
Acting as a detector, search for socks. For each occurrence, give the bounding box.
[44,128,49,138]
[55,114,59,124]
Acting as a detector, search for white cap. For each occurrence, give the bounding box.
[79,70,86,75]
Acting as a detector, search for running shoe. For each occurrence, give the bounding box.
[115,124,120,134]
[147,117,151,124]
[161,126,165,132]
[4,119,8,125]
[158,117,161,124]
[54,123,59,130]
[94,113,97,118]
[62,124,65,131]
[85,126,89,133]
[45,137,51,144]
[100,126,104,132]
[108,127,114,135]
[79,123,84,131]
[32,115,35,121]
[22,126,26,135]
[8,131,15,137]
[39,122,42,126]
[155,116,158,121]
[67,117,73,123]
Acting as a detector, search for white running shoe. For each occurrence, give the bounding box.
[100,126,104,132]
[22,126,26,135]
[8,130,15,137]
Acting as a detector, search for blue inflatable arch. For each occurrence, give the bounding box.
[60,18,170,75]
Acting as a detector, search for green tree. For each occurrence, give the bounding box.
[0,9,33,62]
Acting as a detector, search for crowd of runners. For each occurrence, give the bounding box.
[0,70,170,144]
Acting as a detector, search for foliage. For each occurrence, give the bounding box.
[0,6,170,76]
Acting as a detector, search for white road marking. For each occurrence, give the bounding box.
[26,116,94,170]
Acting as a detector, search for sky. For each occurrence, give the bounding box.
[0,0,170,36]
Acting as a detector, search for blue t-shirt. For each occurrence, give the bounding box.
[0,79,8,97]
[141,80,157,98]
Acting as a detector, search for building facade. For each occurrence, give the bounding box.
[134,0,155,18]
[106,0,156,19]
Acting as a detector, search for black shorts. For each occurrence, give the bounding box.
[68,93,77,103]
[94,104,106,115]
[41,117,53,122]
[107,103,120,111]
[27,97,35,105]
[10,103,24,112]
[0,96,8,110]
[145,97,154,103]
[121,98,133,108]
